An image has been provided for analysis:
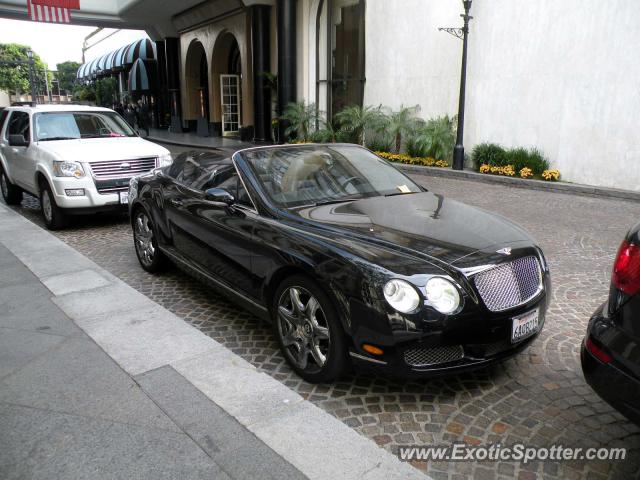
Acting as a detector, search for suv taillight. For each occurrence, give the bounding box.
[612,241,640,296]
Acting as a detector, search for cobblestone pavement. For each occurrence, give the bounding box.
[9,163,640,479]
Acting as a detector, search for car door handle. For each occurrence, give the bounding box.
[169,198,184,207]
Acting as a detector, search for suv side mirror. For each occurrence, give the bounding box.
[8,134,28,147]
[204,187,235,206]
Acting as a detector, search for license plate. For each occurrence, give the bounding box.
[511,309,539,343]
[119,191,129,204]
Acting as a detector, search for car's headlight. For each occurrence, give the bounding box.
[425,277,461,314]
[383,279,421,313]
[158,153,172,167]
[53,161,85,178]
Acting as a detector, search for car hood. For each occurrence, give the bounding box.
[287,192,534,267]
[35,137,169,162]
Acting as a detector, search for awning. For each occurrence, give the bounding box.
[123,38,156,66]
[111,44,130,71]
[76,37,157,81]
[128,58,157,92]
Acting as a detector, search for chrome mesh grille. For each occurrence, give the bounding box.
[404,345,464,367]
[89,157,157,179]
[474,256,542,312]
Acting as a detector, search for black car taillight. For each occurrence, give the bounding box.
[612,240,640,296]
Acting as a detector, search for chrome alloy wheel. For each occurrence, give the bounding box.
[134,212,156,266]
[41,189,53,222]
[277,286,331,371]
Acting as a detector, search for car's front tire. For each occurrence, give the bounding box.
[273,275,349,383]
[132,207,167,273]
[0,168,23,205]
[39,181,67,230]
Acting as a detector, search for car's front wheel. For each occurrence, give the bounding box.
[39,181,67,230]
[133,208,167,273]
[273,275,349,383]
[0,168,23,205]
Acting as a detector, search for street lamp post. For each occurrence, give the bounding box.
[452,0,473,171]
[26,49,38,105]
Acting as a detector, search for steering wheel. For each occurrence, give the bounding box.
[340,176,365,190]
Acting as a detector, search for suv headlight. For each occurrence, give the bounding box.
[53,161,85,178]
[383,279,421,313]
[158,154,172,167]
[425,277,461,314]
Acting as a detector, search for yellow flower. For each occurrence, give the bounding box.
[479,164,490,174]
[502,165,516,176]
[520,167,533,179]
[542,169,560,181]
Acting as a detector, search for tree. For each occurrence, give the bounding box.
[335,105,385,147]
[0,43,50,95]
[56,61,80,93]
[281,102,319,142]
[385,105,421,153]
[414,115,457,162]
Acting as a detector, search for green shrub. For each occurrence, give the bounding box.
[412,115,456,161]
[365,130,394,152]
[526,147,550,174]
[405,134,422,158]
[502,146,549,174]
[471,143,507,169]
[504,147,530,172]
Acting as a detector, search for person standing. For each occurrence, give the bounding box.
[124,104,136,131]
[137,100,150,137]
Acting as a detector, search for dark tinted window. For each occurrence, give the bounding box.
[168,151,252,207]
[7,111,30,142]
[169,151,232,190]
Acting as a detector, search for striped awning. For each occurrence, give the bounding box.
[77,38,157,81]
[123,39,156,66]
[128,58,157,92]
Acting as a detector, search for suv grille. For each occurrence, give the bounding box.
[474,256,543,312]
[404,345,464,367]
[89,157,157,180]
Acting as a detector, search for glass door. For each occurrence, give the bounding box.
[220,74,241,136]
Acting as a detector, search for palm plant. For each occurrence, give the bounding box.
[414,115,457,161]
[281,102,318,142]
[335,105,385,146]
[385,105,421,153]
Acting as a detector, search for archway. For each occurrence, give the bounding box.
[212,32,242,137]
[184,40,210,129]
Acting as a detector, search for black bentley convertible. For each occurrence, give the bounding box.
[129,144,551,382]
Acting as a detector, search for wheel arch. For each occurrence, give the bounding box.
[263,262,353,337]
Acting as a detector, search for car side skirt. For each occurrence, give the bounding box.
[159,246,271,322]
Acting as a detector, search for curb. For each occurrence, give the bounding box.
[0,204,427,480]
[396,164,640,202]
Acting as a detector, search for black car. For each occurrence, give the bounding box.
[129,144,550,383]
[581,222,640,424]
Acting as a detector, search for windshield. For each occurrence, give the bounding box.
[34,111,136,141]
[240,145,423,208]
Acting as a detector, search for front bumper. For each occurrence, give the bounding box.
[581,303,640,425]
[348,294,548,379]
[49,176,129,211]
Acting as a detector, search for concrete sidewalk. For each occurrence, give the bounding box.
[0,243,304,480]
[0,203,425,480]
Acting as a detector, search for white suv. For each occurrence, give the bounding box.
[0,104,171,229]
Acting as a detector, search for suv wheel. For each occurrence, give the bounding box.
[273,275,349,383]
[39,181,67,230]
[0,169,23,205]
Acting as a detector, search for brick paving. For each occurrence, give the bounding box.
[9,169,640,479]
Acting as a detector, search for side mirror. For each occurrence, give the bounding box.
[8,134,28,147]
[204,187,235,206]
